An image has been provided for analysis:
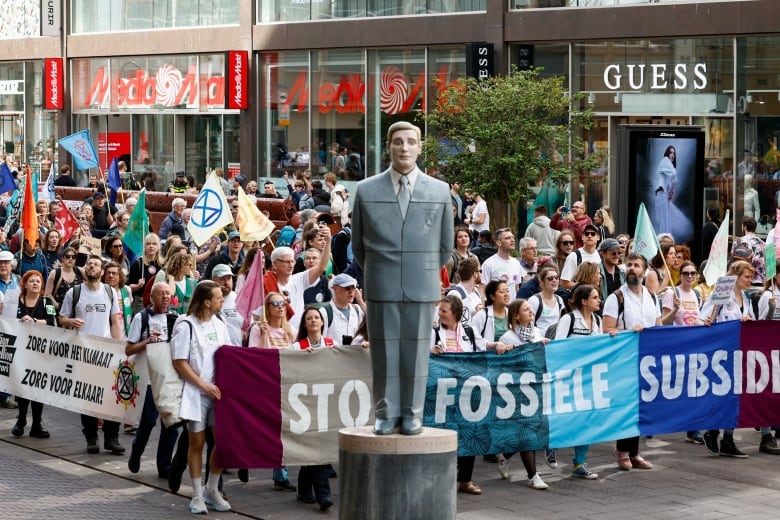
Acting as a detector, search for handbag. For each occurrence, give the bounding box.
[147,319,192,428]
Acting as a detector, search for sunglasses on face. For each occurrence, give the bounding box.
[681,271,697,276]
[545,275,559,281]
[64,254,76,259]
[269,300,286,307]
[562,241,575,246]
[583,231,598,237]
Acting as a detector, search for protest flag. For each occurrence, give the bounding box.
[632,202,660,262]
[703,209,730,286]
[58,130,99,171]
[21,172,39,247]
[54,198,80,243]
[187,173,233,247]
[0,162,15,195]
[124,188,149,257]
[236,186,275,243]
[107,157,123,206]
[236,248,265,332]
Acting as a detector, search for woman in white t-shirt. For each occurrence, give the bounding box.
[661,261,703,327]
[528,266,566,333]
[248,292,295,349]
[431,296,485,496]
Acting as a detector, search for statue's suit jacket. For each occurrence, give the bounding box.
[352,168,453,303]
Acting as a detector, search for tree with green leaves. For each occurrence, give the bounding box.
[421,67,604,233]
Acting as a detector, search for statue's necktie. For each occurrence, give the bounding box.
[398,176,410,218]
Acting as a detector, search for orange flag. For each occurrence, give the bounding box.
[21,170,39,247]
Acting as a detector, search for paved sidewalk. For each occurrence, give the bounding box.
[2,405,779,519]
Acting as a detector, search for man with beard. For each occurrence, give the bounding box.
[59,255,123,455]
[602,252,660,472]
[598,238,625,302]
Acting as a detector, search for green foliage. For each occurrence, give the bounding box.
[422,68,604,228]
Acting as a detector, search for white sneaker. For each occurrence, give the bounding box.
[528,473,549,490]
[497,454,510,480]
[203,489,231,512]
[189,495,208,515]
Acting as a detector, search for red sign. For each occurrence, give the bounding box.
[226,51,249,110]
[44,58,64,110]
[84,63,225,109]
[98,132,132,170]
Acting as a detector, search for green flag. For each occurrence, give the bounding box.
[633,202,660,262]
[124,188,148,257]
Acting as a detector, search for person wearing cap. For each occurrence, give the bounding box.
[598,238,625,302]
[168,170,189,194]
[0,250,20,409]
[210,264,243,346]
[550,201,593,249]
[91,190,116,234]
[560,223,601,290]
[320,273,365,345]
[204,231,245,280]
[231,174,247,196]
[159,198,187,240]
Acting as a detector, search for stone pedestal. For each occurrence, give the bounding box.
[338,426,457,520]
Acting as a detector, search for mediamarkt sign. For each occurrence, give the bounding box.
[44,58,64,110]
[83,63,226,109]
[603,62,708,91]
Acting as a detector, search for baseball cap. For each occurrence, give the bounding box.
[211,264,234,278]
[598,238,621,252]
[331,273,358,288]
[228,230,241,240]
[0,251,13,262]
[93,192,105,200]
[583,223,598,234]
[732,243,752,259]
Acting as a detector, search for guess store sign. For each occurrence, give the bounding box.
[74,55,237,112]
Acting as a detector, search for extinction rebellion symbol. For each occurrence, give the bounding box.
[192,188,223,228]
[113,359,140,410]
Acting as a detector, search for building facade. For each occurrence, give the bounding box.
[3,0,777,238]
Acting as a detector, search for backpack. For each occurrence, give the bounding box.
[70,283,115,327]
[298,194,315,210]
[613,288,657,329]
[276,225,297,248]
[532,293,566,324]
[433,324,477,351]
[139,307,179,342]
[318,302,360,327]
[448,252,461,283]
[546,311,601,340]
[748,289,774,320]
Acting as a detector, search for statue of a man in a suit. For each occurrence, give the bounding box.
[352,121,453,435]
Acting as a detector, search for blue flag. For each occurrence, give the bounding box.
[0,163,15,195]
[46,165,56,201]
[58,130,99,171]
[31,170,39,204]
[107,156,121,206]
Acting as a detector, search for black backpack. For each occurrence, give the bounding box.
[433,324,477,350]
[138,307,179,342]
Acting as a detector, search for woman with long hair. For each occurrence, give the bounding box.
[470,280,512,353]
[103,236,130,277]
[290,305,335,511]
[12,270,57,439]
[245,291,298,492]
[157,251,196,315]
[41,229,62,268]
[661,260,704,444]
[445,224,479,284]
[493,298,550,489]
[593,206,615,241]
[554,230,576,269]
[103,261,133,339]
[431,295,486,495]
[646,243,678,294]
[699,260,755,458]
[528,265,566,333]
[128,233,163,312]
[44,246,84,310]
[552,284,604,480]
[171,280,231,514]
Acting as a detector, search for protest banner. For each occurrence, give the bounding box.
[0,320,146,424]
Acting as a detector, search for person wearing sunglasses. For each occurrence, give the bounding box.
[44,246,84,310]
[560,223,601,290]
[554,230,576,270]
[550,201,592,249]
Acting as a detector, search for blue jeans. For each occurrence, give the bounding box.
[132,385,180,473]
[573,445,590,466]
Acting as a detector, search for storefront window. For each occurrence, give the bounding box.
[511,0,739,9]
[72,0,239,33]
[259,0,484,22]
